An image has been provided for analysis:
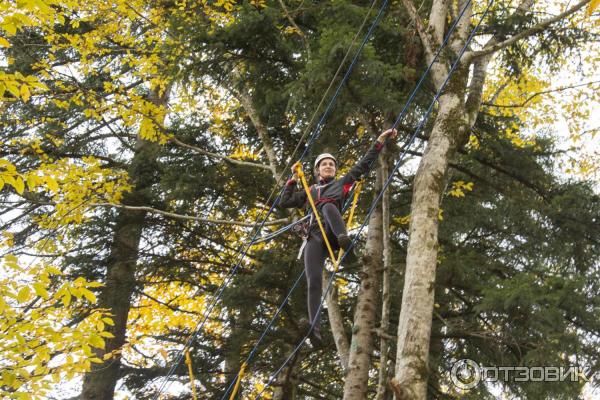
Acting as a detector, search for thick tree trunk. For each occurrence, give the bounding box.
[82,89,169,400]
[375,149,392,400]
[391,92,467,400]
[390,0,588,398]
[342,161,385,400]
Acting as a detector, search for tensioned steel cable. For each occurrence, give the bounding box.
[252,2,494,398]
[219,0,482,397]
[151,0,390,397]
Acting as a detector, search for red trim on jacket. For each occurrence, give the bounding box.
[342,183,353,196]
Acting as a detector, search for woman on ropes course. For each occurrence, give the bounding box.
[279,128,397,345]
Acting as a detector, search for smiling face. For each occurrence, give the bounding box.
[317,158,337,180]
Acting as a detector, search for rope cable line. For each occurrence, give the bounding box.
[151,0,390,397]
[250,2,494,398]
[219,0,483,397]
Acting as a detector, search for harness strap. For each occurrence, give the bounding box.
[294,163,339,270]
[334,180,362,269]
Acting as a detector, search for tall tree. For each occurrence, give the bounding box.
[392,1,598,398]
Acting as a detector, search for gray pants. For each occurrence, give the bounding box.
[303,203,346,333]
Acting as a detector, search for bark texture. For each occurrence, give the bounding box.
[325,271,350,371]
[389,1,590,397]
[81,88,169,400]
[391,91,466,399]
[342,161,385,400]
[375,149,392,400]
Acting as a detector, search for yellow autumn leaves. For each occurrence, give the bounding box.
[0,254,115,396]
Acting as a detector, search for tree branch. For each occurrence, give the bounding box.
[90,202,290,227]
[169,136,273,171]
[400,0,434,61]
[466,0,591,61]
[483,80,600,109]
[277,0,311,60]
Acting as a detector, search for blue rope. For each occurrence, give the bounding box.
[219,1,476,396]
[295,0,390,161]
[252,2,494,398]
[152,0,389,397]
[251,0,473,245]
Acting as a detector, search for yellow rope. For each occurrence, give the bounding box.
[229,361,248,400]
[335,180,362,269]
[223,172,362,397]
[184,349,198,400]
[294,163,339,270]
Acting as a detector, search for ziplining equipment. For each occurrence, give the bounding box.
[152,0,390,397]
[252,1,495,398]
[160,0,493,395]
[223,172,364,400]
[226,0,483,393]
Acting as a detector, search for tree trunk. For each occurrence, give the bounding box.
[375,148,392,400]
[272,350,301,400]
[324,271,350,371]
[82,88,169,400]
[387,0,588,398]
[391,91,467,400]
[342,160,385,400]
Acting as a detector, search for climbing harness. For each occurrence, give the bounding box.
[152,0,389,396]
[221,168,364,398]
[294,163,338,269]
[252,1,495,398]
[293,163,363,267]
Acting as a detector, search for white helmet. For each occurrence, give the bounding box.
[314,153,337,169]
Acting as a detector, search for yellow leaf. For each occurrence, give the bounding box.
[45,176,59,192]
[33,282,49,299]
[13,177,24,194]
[80,287,97,303]
[1,23,17,35]
[17,286,31,303]
[20,84,30,102]
[102,317,115,326]
[587,0,599,16]
[89,334,105,349]
[0,37,9,47]
[6,84,20,99]
[46,266,63,275]
[82,344,92,356]
[26,174,37,191]
[62,290,72,306]
[74,277,86,287]
[159,348,169,361]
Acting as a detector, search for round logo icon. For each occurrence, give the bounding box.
[450,359,481,390]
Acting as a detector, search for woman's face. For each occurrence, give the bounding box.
[318,158,336,179]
